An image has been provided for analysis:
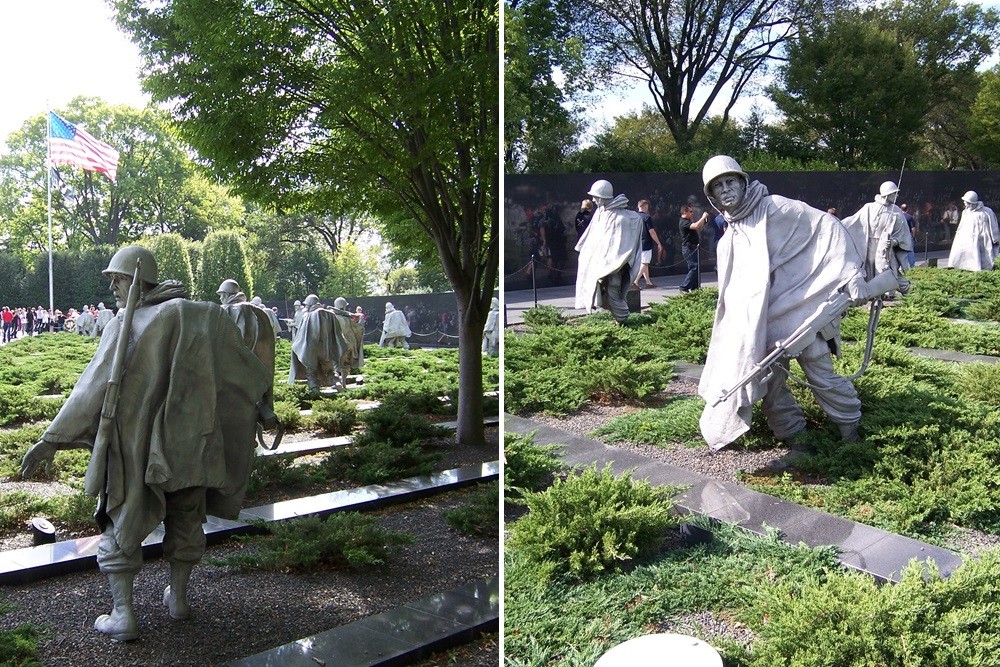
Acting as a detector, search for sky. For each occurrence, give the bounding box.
[0,0,148,145]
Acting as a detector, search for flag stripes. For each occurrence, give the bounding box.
[49,112,119,182]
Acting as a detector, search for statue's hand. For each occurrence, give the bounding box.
[21,439,58,479]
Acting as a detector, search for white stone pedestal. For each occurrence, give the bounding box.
[594,633,723,666]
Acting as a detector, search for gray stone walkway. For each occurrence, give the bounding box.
[504,414,963,583]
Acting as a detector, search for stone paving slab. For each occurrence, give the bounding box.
[0,462,499,585]
[224,576,498,667]
[504,414,964,583]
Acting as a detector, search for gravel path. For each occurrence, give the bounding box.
[0,428,499,666]
[0,491,498,666]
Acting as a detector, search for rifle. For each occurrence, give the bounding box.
[94,260,143,454]
[711,292,852,407]
[710,268,900,408]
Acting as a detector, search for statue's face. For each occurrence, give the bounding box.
[108,273,133,309]
[709,174,746,211]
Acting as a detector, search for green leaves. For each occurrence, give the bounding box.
[508,464,677,582]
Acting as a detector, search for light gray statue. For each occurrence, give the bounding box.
[250,295,281,340]
[947,190,1000,271]
[379,302,411,348]
[217,279,277,416]
[331,297,365,388]
[840,180,913,293]
[573,179,644,322]
[289,294,346,391]
[93,302,114,338]
[482,296,499,356]
[20,246,270,642]
[697,156,902,451]
[75,305,95,337]
[289,299,304,338]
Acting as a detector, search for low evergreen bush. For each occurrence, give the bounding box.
[324,438,442,485]
[508,465,678,581]
[272,399,302,431]
[358,398,448,445]
[311,397,358,436]
[750,553,1000,665]
[246,455,324,498]
[503,431,563,497]
[207,513,412,572]
[442,481,499,537]
[591,396,704,447]
[523,305,564,328]
[0,621,41,665]
[504,320,673,415]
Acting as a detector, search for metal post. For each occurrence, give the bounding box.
[531,253,537,308]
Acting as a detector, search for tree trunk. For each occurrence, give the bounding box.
[455,297,487,448]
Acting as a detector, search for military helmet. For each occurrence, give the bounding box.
[217,279,241,295]
[304,294,320,308]
[879,181,900,197]
[587,179,614,200]
[702,155,749,199]
[963,190,980,204]
[103,246,158,284]
[334,297,348,310]
[385,302,394,313]
[293,299,302,306]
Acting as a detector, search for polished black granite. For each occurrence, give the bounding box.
[504,413,965,583]
[240,462,499,522]
[225,577,498,667]
[261,415,499,457]
[0,462,498,585]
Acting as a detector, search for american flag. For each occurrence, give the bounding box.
[48,112,120,182]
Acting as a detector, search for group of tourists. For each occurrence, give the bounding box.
[1,305,78,342]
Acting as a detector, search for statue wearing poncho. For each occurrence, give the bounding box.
[697,157,872,451]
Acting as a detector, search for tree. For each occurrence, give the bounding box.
[198,231,253,302]
[142,233,196,288]
[578,0,835,152]
[867,0,1000,169]
[322,241,381,298]
[769,14,930,168]
[385,266,423,295]
[0,99,242,253]
[113,0,499,447]
[504,0,586,172]
[968,68,1000,167]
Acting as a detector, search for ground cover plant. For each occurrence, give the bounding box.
[353,347,499,409]
[206,512,413,572]
[505,509,1000,666]
[442,481,499,538]
[507,464,678,582]
[503,431,564,497]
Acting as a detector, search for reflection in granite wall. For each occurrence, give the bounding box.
[261,292,498,349]
[505,171,1000,291]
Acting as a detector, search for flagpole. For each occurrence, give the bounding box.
[46,109,54,333]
